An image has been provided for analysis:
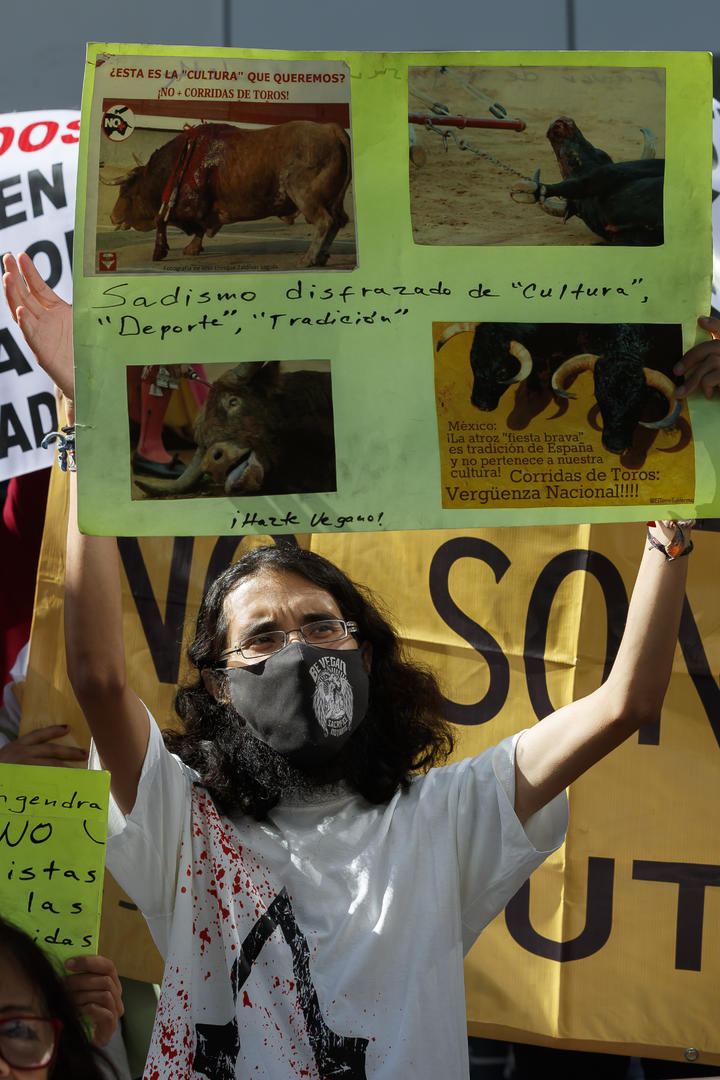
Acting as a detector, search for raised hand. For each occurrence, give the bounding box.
[0,725,88,766]
[2,252,74,408]
[64,954,124,1047]
[674,315,720,400]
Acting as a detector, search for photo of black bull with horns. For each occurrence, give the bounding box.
[436,322,686,457]
[129,359,337,501]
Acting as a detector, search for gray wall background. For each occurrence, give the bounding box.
[1,0,719,112]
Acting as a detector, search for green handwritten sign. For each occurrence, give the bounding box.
[0,764,109,964]
[72,46,714,535]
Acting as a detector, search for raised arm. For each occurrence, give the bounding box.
[513,313,718,821]
[514,521,690,823]
[2,253,148,813]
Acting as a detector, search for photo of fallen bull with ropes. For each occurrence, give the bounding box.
[409,65,665,247]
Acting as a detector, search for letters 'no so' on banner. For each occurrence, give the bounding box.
[72,46,714,536]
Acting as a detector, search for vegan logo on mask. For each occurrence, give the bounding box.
[309,655,354,735]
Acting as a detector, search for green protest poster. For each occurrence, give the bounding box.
[71,45,713,536]
[0,764,109,964]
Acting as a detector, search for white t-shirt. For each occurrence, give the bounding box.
[103,715,567,1080]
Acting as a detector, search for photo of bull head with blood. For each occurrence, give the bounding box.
[409,65,665,247]
[127,359,337,500]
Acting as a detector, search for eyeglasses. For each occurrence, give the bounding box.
[220,618,359,664]
[0,1016,62,1070]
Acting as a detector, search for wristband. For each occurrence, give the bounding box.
[646,520,694,561]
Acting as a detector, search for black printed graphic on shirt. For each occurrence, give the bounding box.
[192,887,369,1080]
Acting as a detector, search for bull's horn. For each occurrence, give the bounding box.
[538,196,567,218]
[510,182,538,205]
[551,353,598,399]
[639,368,682,429]
[436,322,478,352]
[132,152,144,166]
[498,340,532,385]
[533,167,567,217]
[510,175,566,216]
[640,127,657,160]
[511,187,566,215]
[134,448,207,497]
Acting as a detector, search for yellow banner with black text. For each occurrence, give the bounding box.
[20,467,720,1065]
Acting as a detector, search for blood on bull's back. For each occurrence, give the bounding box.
[103,120,352,267]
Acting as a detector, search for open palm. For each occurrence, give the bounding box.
[2,252,74,403]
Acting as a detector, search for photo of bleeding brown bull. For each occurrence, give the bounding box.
[129,360,336,500]
[101,120,354,269]
[436,321,686,458]
[511,116,664,245]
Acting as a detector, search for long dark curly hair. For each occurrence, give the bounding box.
[0,916,114,1079]
[166,545,454,817]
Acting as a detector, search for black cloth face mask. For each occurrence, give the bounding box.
[222,642,369,768]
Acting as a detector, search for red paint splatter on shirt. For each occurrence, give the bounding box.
[142,786,329,1078]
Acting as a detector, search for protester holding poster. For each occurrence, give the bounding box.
[0,914,122,1077]
[5,250,713,1079]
